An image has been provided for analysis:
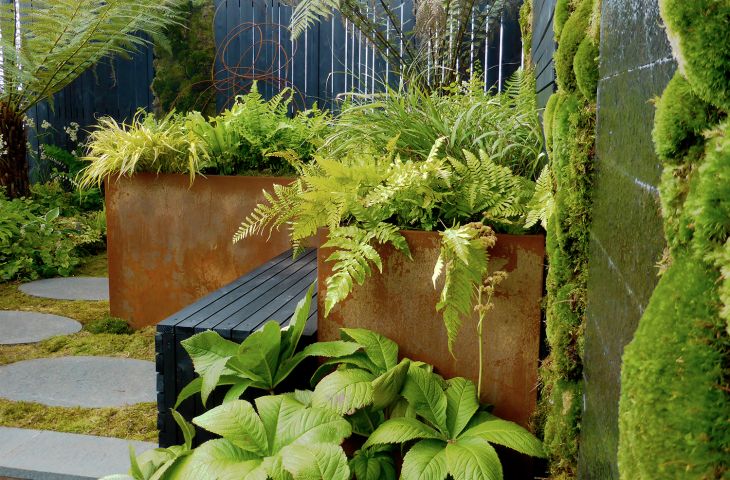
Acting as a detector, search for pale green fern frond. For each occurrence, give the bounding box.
[434,223,496,353]
[524,164,555,229]
[233,180,304,243]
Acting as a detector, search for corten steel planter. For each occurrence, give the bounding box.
[318,230,545,429]
[106,173,294,329]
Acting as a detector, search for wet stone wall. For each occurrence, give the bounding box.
[578,0,675,477]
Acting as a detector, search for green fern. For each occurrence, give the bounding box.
[525,164,555,229]
[433,223,497,352]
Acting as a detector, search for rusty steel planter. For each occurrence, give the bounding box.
[106,173,294,329]
[318,229,545,428]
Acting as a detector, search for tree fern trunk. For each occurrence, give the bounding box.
[0,102,30,198]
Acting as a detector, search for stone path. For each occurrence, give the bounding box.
[0,311,81,345]
[0,427,155,480]
[19,277,109,301]
[0,356,155,408]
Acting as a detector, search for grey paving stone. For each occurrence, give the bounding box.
[0,427,155,480]
[19,277,109,301]
[0,356,155,408]
[0,311,82,345]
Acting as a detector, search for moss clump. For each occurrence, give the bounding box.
[519,0,533,64]
[0,399,156,441]
[689,121,730,259]
[544,92,567,155]
[542,379,582,477]
[573,37,599,101]
[619,255,730,479]
[546,283,583,377]
[85,316,133,335]
[554,0,593,93]
[658,164,697,254]
[553,0,572,42]
[653,73,719,166]
[659,0,730,111]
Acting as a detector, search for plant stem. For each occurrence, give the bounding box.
[477,287,485,399]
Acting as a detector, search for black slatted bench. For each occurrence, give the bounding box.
[155,248,318,447]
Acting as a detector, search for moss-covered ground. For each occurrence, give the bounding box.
[0,252,157,441]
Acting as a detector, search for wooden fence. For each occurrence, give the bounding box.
[213,0,525,110]
[531,0,556,109]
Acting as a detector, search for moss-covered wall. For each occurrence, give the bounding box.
[531,0,600,478]
[617,0,730,478]
[579,1,673,477]
[151,0,216,116]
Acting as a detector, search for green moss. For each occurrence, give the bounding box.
[85,316,134,335]
[542,379,582,477]
[0,399,156,441]
[546,283,583,378]
[689,121,730,259]
[659,164,697,255]
[573,37,599,101]
[519,0,533,64]
[618,255,730,479]
[554,0,572,42]
[659,0,730,111]
[554,0,593,93]
[543,92,565,155]
[653,73,719,166]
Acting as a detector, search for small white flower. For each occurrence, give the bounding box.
[0,133,7,158]
[64,122,80,142]
[41,120,52,130]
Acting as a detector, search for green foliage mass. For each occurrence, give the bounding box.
[0,186,105,281]
[540,379,582,478]
[542,92,566,156]
[653,73,720,166]
[323,71,546,180]
[122,313,546,480]
[81,84,329,185]
[152,0,216,116]
[554,0,592,93]
[619,255,729,479]
[573,37,599,101]
[659,0,730,111]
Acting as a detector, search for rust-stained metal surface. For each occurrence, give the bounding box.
[318,230,545,429]
[106,173,293,329]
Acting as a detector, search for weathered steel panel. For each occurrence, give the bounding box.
[105,173,294,328]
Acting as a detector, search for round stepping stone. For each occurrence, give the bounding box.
[0,356,155,408]
[19,277,109,301]
[0,311,82,345]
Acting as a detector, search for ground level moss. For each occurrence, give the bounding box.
[0,252,156,440]
[619,256,729,479]
[0,399,157,442]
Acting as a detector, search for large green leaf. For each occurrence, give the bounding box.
[340,328,398,371]
[310,352,379,385]
[167,439,264,480]
[272,403,352,452]
[349,446,397,480]
[200,357,229,406]
[222,379,253,404]
[371,358,410,410]
[312,369,375,415]
[280,443,350,480]
[192,400,268,456]
[181,331,239,378]
[363,417,442,448]
[175,375,243,408]
[171,410,195,451]
[460,413,546,458]
[445,437,502,480]
[236,321,282,387]
[401,365,448,434]
[400,439,449,480]
[445,378,479,439]
[255,395,308,455]
[276,341,361,386]
[280,284,316,361]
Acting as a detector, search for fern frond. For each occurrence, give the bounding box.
[233,181,303,243]
[434,223,496,353]
[524,164,555,229]
[289,0,341,39]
